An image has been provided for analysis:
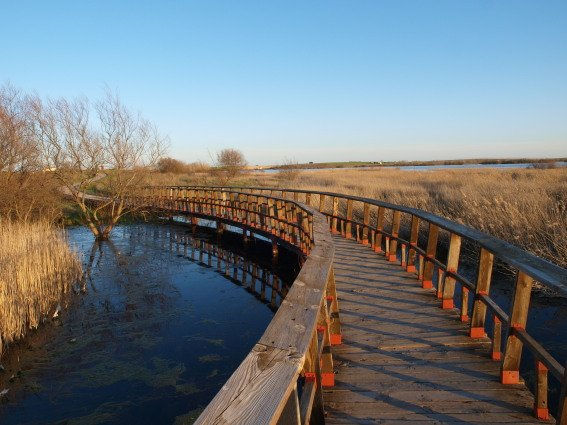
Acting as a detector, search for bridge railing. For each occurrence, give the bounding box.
[140,187,340,424]
[169,185,567,423]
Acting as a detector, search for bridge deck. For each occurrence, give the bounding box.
[323,236,550,424]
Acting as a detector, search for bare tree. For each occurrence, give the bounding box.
[212,148,247,184]
[30,90,167,240]
[0,83,61,221]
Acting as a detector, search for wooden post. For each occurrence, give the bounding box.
[422,223,438,288]
[302,332,325,424]
[491,316,502,361]
[441,234,462,309]
[374,207,385,253]
[388,210,401,262]
[407,216,419,272]
[362,203,370,244]
[277,383,300,424]
[318,300,334,387]
[327,267,341,345]
[558,360,567,425]
[332,197,339,234]
[345,199,353,238]
[305,192,311,206]
[501,271,534,384]
[461,287,470,322]
[470,248,494,338]
[318,194,325,213]
[534,361,549,420]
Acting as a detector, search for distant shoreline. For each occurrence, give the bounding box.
[265,157,567,170]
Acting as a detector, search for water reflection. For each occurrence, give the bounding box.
[0,223,293,425]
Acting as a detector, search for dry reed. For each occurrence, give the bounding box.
[0,220,82,357]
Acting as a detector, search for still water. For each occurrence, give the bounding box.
[0,224,296,425]
[261,161,567,173]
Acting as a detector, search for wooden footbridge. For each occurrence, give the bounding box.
[141,186,567,424]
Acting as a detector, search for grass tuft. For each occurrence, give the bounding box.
[0,220,82,357]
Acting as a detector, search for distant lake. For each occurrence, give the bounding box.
[259,161,567,173]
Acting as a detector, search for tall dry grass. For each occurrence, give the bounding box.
[0,220,82,356]
[290,167,567,268]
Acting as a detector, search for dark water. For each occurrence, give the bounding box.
[0,223,295,425]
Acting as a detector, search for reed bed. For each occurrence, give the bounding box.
[0,220,82,357]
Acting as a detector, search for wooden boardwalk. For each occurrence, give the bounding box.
[324,235,549,424]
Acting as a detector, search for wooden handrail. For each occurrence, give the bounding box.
[137,187,338,424]
[149,185,567,423]
[163,185,565,293]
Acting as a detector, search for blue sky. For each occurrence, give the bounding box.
[1,1,566,165]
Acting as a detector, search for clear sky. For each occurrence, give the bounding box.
[1,1,566,165]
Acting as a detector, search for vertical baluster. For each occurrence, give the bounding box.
[534,360,549,420]
[318,300,334,387]
[362,203,370,245]
[332,197,339,233]
[461,287,470,322]
[327,267,341,345]
[470,248,494,338]
[440,233,462,309]
[301,331,325,424]
[345,199,353,238]
[558,360,567,425]
[422,223,439,289]
[389,211,401,262]
[278,383,301,424]
[318,194,325,213]
[491,315,502,360]
[501,271,534,384]
[407,216,420,272]
[374,207,385,253]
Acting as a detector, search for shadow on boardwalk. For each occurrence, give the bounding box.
[323,236,554,424]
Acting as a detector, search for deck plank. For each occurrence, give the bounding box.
[323,236,554,424]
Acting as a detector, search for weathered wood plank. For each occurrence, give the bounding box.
[326,235,552,424]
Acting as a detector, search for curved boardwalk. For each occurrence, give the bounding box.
[324,235,550,424]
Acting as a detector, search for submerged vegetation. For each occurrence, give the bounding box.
[0,220,82,357]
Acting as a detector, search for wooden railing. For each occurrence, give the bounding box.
[151,185,567,424]
[140,187,340,424]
